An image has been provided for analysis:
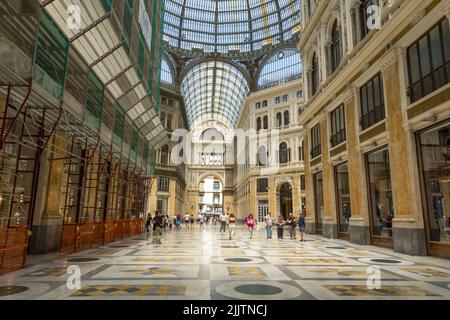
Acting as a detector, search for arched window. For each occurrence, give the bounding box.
[161,58,174,85]
[160,144,169,165]
[257,49,303,90]
[263,116,268,129]
[330,20,342,73]
[284,111,290,126]
[256,117,262,131]
[279,142,290,164]
[276,112,282,128]
[258,145,268,166]
[311,52,319,96]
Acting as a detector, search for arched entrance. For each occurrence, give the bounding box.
[279,183,293,219]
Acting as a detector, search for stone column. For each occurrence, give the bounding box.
[268,176,277,216]
[168,177,177,217]
[249,178,257,215]
[303,134,316,234]
[292,175,301,215]
[321,117,338,239]
[29,134,66,254]
[346,89,371,245]
[382,51,427,256]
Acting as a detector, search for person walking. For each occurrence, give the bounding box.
[287,213,297,240]
[190,214,195,229]
[227,213,236,240]
[276,215,285,239]
[298,212,306,242]
[145,213,152,233]
[219,213,227,232]
[264,212,273,239]
[152,211,164,244]
[198,213,204,230]
[247,214,255,239]
[184,212,190,228]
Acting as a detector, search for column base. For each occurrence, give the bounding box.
[392,227,427,256]
[348,225,371,245]
[28,214,63,254]
[322,223,338,239]
[305,221,316,234]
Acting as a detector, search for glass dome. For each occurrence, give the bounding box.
[163,0,302,54]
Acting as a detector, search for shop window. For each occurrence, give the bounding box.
[407,18,450,103]
[366,148,394,239]
[418,122,450,246]
[335,162,351,234]
[330,104,346,147]
[360,73,385,130]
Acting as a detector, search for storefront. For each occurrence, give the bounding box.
[335,162,351,239]
[366,147,395,248]
[313,171,324,234]
[417,120,450,259]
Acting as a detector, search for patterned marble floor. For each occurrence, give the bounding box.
[1,225,450,300]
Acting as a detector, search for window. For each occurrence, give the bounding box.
[418,121,450,245]
[156,197,168,215]
[330,20,342,73]
[166,114,173,131]
[299,141,305,161]
[161,58,174,85]
[157,177,170,192]
[300,175,306,191]
[360,73,385,130]
[296,90,304,99]
[257,178,269,193]
[311,124,322,158]
[160,145,169,165]
[360,0,378,40]
[279,142,290,164]
[275,96,281,104]
[335,162,351,234]
[263,116,268,130]
[311,52,319,96]
[256,102,261,109]
[161,97,167,105]
[256,117,262,131]
[407,18,450,103]
[313,171,324,232]
[276,113,282,127]
[262,100,268,108]
[257,49,303,89]
[257,146,268,166]
[168,99,174,107]
[284,110,290,126]
[283,94,289,102]
[298,107,304,117]
[330,104,346,147]
[366,148,394,238]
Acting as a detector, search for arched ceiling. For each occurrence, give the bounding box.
[181,60,250,129]
[163,0,302,56]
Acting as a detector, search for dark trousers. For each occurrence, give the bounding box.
[277,227,284,239]
[220,221,227,232]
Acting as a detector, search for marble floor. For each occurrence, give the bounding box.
[1,225,450,300]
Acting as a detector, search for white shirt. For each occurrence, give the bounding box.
[265,215,273,226]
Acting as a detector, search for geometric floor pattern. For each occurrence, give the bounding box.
[0,225,449,300]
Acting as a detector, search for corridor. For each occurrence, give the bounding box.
[1,225,449,300]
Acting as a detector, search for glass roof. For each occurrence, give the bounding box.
[181,61,250,128]
[257,48,302,89]
[163,0,302,54]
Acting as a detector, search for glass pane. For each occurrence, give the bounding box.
[419,36,431,76]
[367,148,394,238]
[335,162,351,234]
[419,122,450,245]
[429,25,444,70]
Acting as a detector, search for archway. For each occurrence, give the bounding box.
[279,183,293,220]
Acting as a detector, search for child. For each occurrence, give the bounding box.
[247,214,255,239]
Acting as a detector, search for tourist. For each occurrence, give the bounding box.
[287,213,297,240]
[298,212,306,242]
[227,213,236,240]
[184,212,190,228]
[145,213,152,233]
[198,213,204,229]
[264,212,273,239]
[152,211,164,244]
[219,213,227,232]
[276,215,285,239]
[247,213,255,239]
[190,214,195,229]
